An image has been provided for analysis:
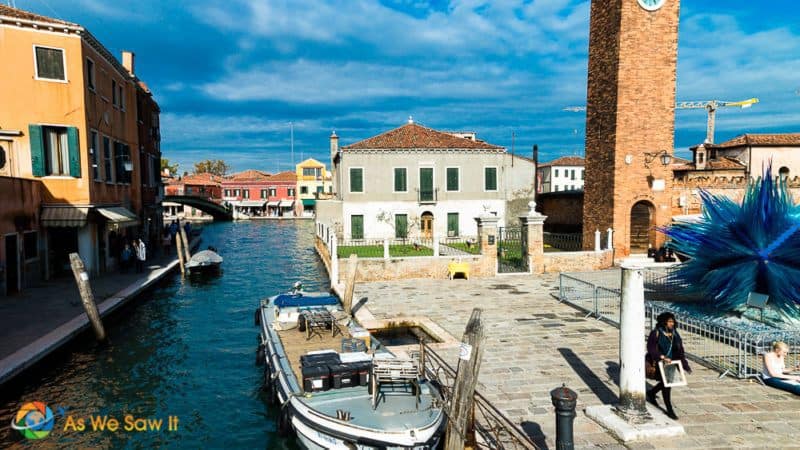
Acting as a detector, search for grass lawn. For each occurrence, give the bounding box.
[389,244,433,257]
[337,245,384,258]
[444,242,481,255]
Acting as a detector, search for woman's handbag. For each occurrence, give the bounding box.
[645,357,658,379]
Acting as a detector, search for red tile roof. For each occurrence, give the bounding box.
[0,5,78,27]
[181,173,223,185]
[227,169,271,182]
[705,133,800,149]
[672,156,746,172]
[538,156,585,168]
[266,171,297,182]
[342,123,503,150]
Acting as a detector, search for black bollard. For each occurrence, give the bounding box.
[551,383,578,450]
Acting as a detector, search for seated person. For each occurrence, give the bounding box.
[762,341,800,395]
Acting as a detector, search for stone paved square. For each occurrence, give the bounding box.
[355,274,800,449]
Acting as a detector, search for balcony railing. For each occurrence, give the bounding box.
[416,187,438,204]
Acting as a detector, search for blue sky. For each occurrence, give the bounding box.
[14,0,800,173]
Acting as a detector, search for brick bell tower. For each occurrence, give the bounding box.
[582,0,680,256]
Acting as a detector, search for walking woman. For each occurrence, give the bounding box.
[646,312,691,420]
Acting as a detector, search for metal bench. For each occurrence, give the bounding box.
[302,310,342,341]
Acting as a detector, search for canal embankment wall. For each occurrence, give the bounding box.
[0,238,200,386]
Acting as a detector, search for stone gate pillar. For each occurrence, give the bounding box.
[520,201,547,274]
[475,215,499,276]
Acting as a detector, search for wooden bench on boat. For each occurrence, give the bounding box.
[371,358,420,410]
[301,309,343,341]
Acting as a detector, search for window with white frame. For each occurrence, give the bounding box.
[34,46,65,81]
[350,168,363,193]
[42,126,70,176]
[484,167,497,191]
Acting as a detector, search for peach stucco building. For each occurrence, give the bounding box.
[0,5,159,286]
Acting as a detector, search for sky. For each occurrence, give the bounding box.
[12,0,800,173]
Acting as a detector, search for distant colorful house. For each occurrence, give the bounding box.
[164,172,223,220]
[265,171,298,217]
[295,158,331,217]
[221,169,272,216]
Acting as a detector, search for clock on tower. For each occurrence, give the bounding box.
[638,0,666,11]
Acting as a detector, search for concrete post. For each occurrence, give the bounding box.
[607,228,614,251]
[383,238,390,259]
[520,201,547,274]
[331,236,339,287]
[474,215,500,276]
[433,237,439,257]
[595,229,601,253]
[617,264,651,422]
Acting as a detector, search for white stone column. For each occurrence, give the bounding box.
[432,236,439,257]
[607,228,614,251]
[617,264,650,422]
[520,201,547,274]
[594,229,601,253]
[383,238,390,259]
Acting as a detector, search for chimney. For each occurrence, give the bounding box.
[330,131,339,162]
[533,144,539,167]
[122,51,135,75]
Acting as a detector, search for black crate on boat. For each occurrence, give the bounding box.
[300,352,340,367]
[341,338,368,353]
[329,364,358,389]
[302,364,331,392]
[347,361,372,386]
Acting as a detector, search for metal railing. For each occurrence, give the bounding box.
[417,342,537,449]
[337,238,385,258]
[416,188,438,203]
[543,232,583,252]
[558,273,800,380]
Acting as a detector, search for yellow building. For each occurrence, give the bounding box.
[295,158,331,216]
[0,6,146,276]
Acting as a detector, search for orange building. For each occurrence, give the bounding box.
[0,5,159,277]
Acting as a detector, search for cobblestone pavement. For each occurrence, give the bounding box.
[355,274,800,449]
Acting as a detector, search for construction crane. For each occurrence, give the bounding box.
[563,97,759,144]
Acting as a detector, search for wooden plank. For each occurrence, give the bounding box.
[342,254,358,316]
[445,308,485,450]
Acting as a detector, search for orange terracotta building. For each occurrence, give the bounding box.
[0,5,159,280]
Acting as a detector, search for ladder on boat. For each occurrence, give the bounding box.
[370,358,420,410]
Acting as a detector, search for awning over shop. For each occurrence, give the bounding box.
[162,201,182,207]
[240,200,266,207]
[95,206,139,227]
[301,198,316,206]
[41,206,89,227]
[267,201,280,207]
[279,200,294,208]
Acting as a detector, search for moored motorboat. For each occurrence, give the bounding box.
[185,248,223,275]
[255,284,445,449]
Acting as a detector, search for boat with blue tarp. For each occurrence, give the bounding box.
[255,283,445,449]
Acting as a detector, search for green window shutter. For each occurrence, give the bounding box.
[67,127,81,177]
[350,168,363,192]
[351,215,364,240]
[394,168,407,192]
[485,167,497,191]
[447,168,459,191]
[395,214,408,239]
[28,124,45,176]
[447,213,459,236]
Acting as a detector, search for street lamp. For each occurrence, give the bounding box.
[643,150,672,168]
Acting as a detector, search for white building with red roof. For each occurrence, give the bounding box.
[317,119,535,241]
[536,156,585,193]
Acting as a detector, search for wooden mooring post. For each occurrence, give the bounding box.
[178,221,192,263]
[175,230,186,276]
[445,308,485,450]
[68,253,106,341]
[342,254,358,316]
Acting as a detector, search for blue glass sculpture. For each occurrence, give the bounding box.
[660,166,800,321]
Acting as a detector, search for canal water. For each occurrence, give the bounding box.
[0,220,328,449]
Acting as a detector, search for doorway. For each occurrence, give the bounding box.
[420,212,433,239]
[5,234,19,294]
[630,201,655,253]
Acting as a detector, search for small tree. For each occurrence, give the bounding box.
[194,159,230,176]
[160,157,179,176]
[376,209,420,242]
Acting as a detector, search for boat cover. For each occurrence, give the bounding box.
[273,293,339,308]
[187,250,223,267]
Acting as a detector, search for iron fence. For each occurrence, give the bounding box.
[337,238,386,258]
[558,273,800,380]
[543,232,583,252]
[417,342,538,449]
